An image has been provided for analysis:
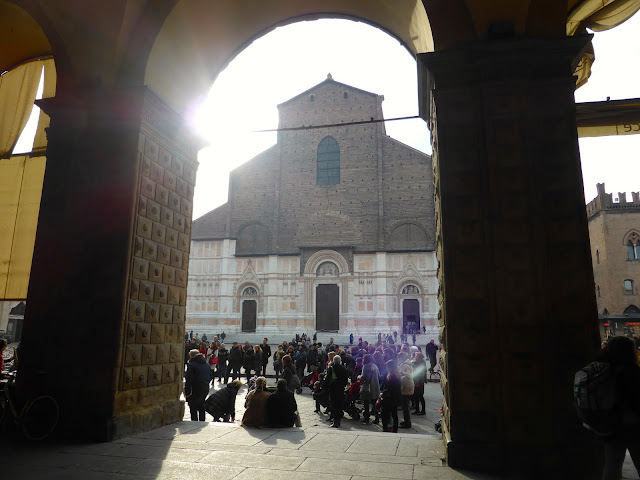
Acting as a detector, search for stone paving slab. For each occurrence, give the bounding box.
[297,456,415,479]
[198,450,305,470]
[118,458,244,479]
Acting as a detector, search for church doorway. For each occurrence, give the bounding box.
[402,299,420,334]
[316,284,339,331]
[241,299,257,332]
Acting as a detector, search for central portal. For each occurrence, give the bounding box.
[403,298,420,334]
[241,299,257,332]
[316,284,339,331]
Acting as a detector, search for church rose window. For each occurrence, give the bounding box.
[317,136,340,185]
[402,285,420,295]
[242,286,258,296]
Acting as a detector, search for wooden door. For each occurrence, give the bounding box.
[402,299,420,334]
[316,284,339,331]
[241,299,257,332]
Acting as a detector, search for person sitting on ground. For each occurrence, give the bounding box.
[241,376,270,427]
[205,379,242,422]
[184,349,211,421]
[266,378,298,427]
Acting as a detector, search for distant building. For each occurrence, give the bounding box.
[186,76,438,336]
[587,183,640,337]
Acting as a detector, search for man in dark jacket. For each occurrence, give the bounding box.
[228,343,243,381]
[261,338,272,376]
[326,355,349,428]
[293,344,307,381]
[205,379,242,422]
[425,339,439,374]
[185,349,211,421]
[217,343,229,383]
[266,379,298,427]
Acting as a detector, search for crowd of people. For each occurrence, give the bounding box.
[183,332,439,432]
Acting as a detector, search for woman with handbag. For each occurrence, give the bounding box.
[281,354,299,392]
[273,345,285,381]
[360,354,380,424]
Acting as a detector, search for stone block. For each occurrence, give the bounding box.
[132,366,148,389]
[179,288,186,306]
[171,157,184,177]
[165,324,176,343]
[163,400,184,424]
[154,283,168,303]
[114,390,136,414]
[178,232,189,252]
[173,212,185,233]
[145,137,159,161]
[132,258,149,280]
[121,368,133,391]
[141,176,155,200]
[169,191,181,213]
[158,244,170,265]
[159,304,173,323]
[151,323,165,344]
[112,412,133,438]
[142,239,158,262]
[172,306,184,324]
[176,177,187,197]
[168,286,181,305]
[133,236,143,257]
[137,196,147,216]
[169,344,180,363]
[159,147,172,169]
[156,344,169,364]
[150,161,164,184]
[125,322,136,344]
[166,227,178,248]
[148,365,162,386]
[164,170,176,191]
[136,215,153,240]
[135,322,150,344]
[155,184,169,206]
[129,300,144,322]
[170,249,182,268]
[162,266,176,286]
[141,344,157,365]
[139,281,154,301]
[161,205,173,227]
[125,345,142,366]
[151,222,166,244]
[130,279,139,300]
[175,269,187,288]
[149,262,163,283]
[181,199,192,217]
[145,302,159,323]
[146,199,161,222]
[162,364,174,384]
[182,253,189,270]
[184,165,197,185]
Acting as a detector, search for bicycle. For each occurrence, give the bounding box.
[0,372,59,440]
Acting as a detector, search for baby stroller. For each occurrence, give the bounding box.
[343,379,363,420]
[302,369,319,391]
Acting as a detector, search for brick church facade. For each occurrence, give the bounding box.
[186,76,438,336]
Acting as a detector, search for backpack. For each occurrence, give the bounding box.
[573,361,621,436]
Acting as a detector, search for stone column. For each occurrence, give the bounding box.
[418,37,602,476]
[21,87,199,441]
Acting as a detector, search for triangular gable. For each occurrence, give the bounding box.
[278,74,380,108]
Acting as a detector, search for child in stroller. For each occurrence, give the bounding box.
[343,378,363,420]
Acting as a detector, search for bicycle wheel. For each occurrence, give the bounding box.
[21,395,59,441]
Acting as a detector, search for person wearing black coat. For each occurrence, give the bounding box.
[267,379,298,427]
[261,338,272,376]
[205,380,243,422]
[243,347,255,382]
[216,344,229,383]
[325,355,349,428]
[228,343,243,381]
[185,350,211,421]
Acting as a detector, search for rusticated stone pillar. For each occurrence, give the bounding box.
[418,37,602,477]
[20,87,198,440]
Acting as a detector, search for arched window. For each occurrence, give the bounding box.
[624,305,640,314]
[628,241,636,260]
[624,279,634,294]
[317,136,340,185]
[242,286,258,296]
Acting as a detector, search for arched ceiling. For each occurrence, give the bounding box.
[0,1,51,73]
[144,0,433,113]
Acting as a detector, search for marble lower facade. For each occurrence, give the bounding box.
[186,239,438,337]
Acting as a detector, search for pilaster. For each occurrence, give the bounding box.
[418,36,602,477]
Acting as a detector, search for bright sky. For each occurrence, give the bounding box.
[12,17,639,218]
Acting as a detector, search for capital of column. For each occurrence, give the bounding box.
[417,35,593,125]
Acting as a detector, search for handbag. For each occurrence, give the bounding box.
[210,357,218,365]
[290,374,301,390]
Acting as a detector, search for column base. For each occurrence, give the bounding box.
[112,400,185,440]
